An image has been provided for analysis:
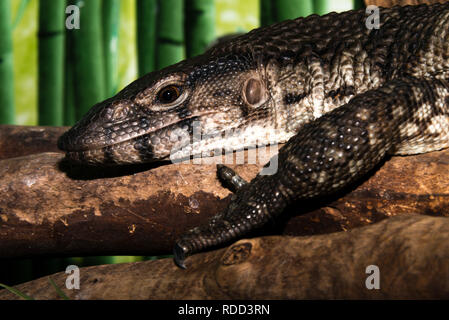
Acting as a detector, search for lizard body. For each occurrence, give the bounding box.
[58,3,449,268]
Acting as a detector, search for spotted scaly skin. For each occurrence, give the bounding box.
[58,4,449,268]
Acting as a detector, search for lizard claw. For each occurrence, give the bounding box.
[173,242,188,269]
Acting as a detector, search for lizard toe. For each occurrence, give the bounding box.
[217,164,248,192]
[173,242,188,269]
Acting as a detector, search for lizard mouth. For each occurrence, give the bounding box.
[63,144,170,165]
[58,108,223,150]
[59,121,192,165]
[58,110,241,165]
[60,118,284,165]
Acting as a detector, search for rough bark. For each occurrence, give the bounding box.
[0,140,448,258]
[1,214,448,300]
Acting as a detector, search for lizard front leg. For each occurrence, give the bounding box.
[174,76,449,268]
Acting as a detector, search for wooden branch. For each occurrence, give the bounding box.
[1,214,448,299]
[0,125,67,160]
[0,139,448,258]
[1,125,448,259]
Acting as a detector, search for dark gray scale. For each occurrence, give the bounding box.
[283,93,306,105]
[102,146,116,163]
[131,134,155,162]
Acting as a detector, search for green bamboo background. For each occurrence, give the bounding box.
[185,0,216,58]
[136,0,157,76]
[0,0,15,124]
[103,0,121,97]
[38,0,65,125]
[0,0,365,286]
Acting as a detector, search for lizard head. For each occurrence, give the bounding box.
[57,50,287,165]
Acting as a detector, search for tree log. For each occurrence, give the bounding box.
[0,141,448,258]
[1,214,448,300]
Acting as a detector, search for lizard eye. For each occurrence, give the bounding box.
[157,85,182,104]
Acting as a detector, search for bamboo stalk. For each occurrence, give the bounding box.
[136,0,158,76]
[353,0,365,9]
[38,0,66,126]
[314,0,332,15]
[185,0,215,58]
[260,0,274,26]
[274,0,314,21]
[315,0,358,14]
[12,0,32,29]
[156,0,184,70]
[102,0,120,97]
[64,31,76,126]
[0,0,15,124]
[71,0,106,119]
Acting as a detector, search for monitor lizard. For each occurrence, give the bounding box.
[58,3,449,268]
